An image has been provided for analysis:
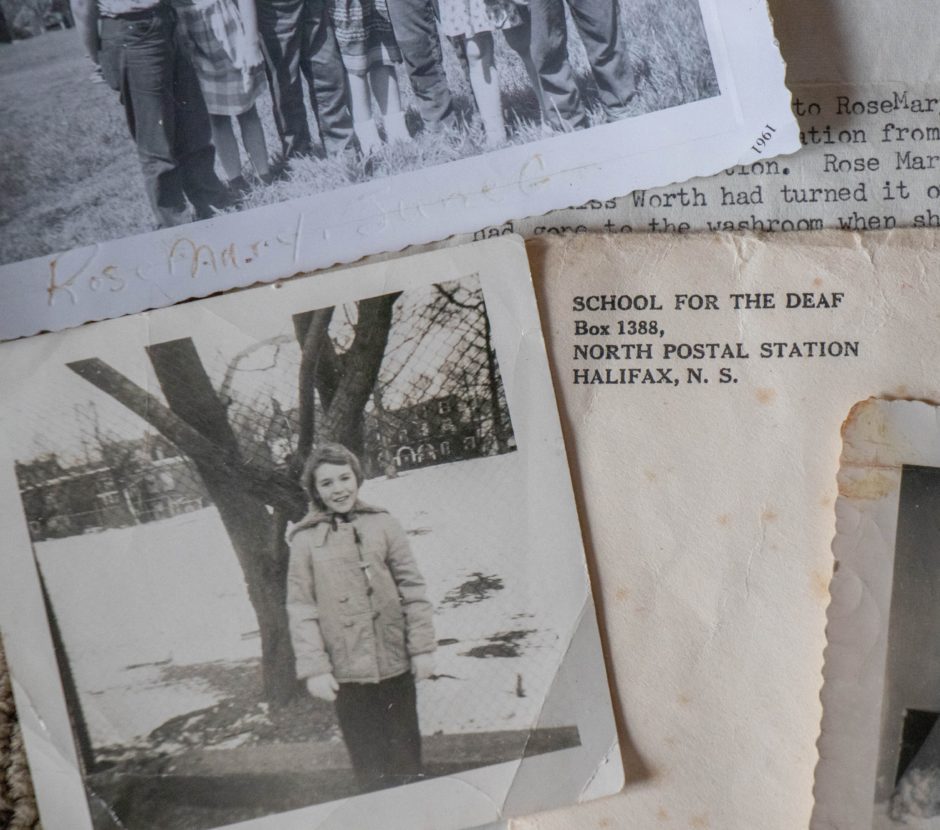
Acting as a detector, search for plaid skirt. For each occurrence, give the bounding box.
[328,0,401,74]
[174,0,266,116]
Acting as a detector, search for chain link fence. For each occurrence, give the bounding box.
[16,277,513,541]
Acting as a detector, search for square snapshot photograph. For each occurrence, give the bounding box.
[0,237,622,830]
[0,0,797,339]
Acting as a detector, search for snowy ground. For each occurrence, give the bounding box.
[37,452,569,751]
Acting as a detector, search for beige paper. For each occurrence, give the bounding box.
[515,229,940,830]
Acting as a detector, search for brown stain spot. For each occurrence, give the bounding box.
[813,276,824,288]
[615,586,630,603]
[755,387,776,404]
[838,471,896,501]
[895,385,908,397]
[657,807,670,821]
[812,569,831,602]
[840,398,891,444]
[839,399,872,441]
[644,468,658,482]
[717,514,731,527]
[820,495,833,508]
[599,819,611,829]
[761,508,778,522]
[677,692,692,706]
[690,815,709,829]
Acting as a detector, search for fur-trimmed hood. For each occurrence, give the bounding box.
[286,500,387,542]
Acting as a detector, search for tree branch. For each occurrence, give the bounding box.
[67,358,306,514]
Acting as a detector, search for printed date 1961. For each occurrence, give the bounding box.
[751,124,777,155]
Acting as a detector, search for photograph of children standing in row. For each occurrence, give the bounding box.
[0,0,718,262]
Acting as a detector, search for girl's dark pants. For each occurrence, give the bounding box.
[335,671,423,792]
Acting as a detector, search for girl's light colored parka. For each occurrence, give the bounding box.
[286,501,436,684]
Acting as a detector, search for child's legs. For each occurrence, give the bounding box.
[235,105,271,177]
[502,12,549,121]
[384,0,455,129]
[368,64,403,117]
[334,680,391,792]
[527,0,586,129]
[334,674,422,792]
[371,64,410,140]
[378,671,422,784]
[346,69,373,123]
[567,0,634,117]
[208,113,243,181]
[347,70,383,151]
[297,0,355,156]
[257,0,315,157]
[464,32,505,142]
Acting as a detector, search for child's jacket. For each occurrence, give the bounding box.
[286,501,436,683]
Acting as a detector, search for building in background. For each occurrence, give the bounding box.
[16,434,208,540]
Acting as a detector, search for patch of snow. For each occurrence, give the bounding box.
[37,508,259,745]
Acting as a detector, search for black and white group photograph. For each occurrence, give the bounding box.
[870,464,940,830]
[0,0,717,267]
[814,399,940,830]
[0,249,617,830]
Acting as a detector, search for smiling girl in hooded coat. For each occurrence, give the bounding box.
[286,442,437,792]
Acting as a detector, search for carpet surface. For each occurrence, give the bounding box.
[0,638,41,829]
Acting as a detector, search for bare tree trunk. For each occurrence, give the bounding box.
[321,295,398,454]
[145,339,298,706]
[67,349,304,706]
[293,308,337,470]
[66,360,304,514]
[293,295,399,456]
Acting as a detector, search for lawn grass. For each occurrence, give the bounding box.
[0,0,717,265]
